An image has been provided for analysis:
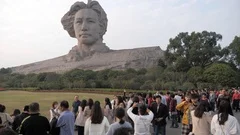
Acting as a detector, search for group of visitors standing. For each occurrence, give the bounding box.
[175,88,240,135]
[0,88,240,135]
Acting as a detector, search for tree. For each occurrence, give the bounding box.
[37,73,47,82]
[174,57,191,72]
[0,68,12,74]
[140,80,155,90]
[158,59,166,68]
[73,80,86,88]
[228,36,240,68]
[187,66,203,87]
[165,31,224,71]
[203,63,237,87]
[6,74,24,87]
[137,68,147,75]
[181,82,195,90]
[22,73,38,87]
[163,82,176,91]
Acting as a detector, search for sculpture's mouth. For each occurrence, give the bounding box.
[80,33,91,37]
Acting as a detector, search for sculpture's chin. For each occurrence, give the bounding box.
[80,38,98,46]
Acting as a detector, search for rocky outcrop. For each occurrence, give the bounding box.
[11,46,164,74]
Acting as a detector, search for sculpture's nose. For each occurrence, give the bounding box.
[81,21,88,31]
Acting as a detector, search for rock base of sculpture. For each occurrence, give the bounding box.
[12,46,164,74]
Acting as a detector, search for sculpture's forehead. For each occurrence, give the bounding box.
[75,9,98,20]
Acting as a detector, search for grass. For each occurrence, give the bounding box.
[0,90,112,119]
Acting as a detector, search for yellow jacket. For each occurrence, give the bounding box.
[176,101,191,125]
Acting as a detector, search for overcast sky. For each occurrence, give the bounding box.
[0,0,240,68]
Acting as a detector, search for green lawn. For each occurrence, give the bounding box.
[0,91,112,119]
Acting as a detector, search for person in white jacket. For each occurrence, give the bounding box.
[49,101,60,122]
[211,100,240,135]
[127,102,154,135]
[84,101,109,135]
[75,100,87,135]
[0,104,13,128]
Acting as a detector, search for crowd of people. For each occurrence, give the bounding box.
[0,88,240,135]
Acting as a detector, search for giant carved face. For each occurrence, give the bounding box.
[74,9,102,46]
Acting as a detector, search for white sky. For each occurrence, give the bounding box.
[0,0,240,68]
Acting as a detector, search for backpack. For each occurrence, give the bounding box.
[49,110,60,135]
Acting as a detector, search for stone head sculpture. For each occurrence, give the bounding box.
[61,1,108,47]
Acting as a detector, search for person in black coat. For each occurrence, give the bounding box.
[217,89,233,116]
[19,103,50,135]
[150,95,169,135]
[12,105,29,132]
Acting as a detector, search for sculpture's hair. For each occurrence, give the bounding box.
[61,1,108,39]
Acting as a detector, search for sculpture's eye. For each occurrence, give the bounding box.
[76,20,83,24]
[88,20,95,23]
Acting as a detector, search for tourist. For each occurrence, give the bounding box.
[217,89,233,116]
[0,104,13,128]
[209,89,217,111]
[166,92,171,108]
[165,92,171,120]
[174,92,182,123]
[19,102,50,135]
[211,100,240,135]
[159,92,167,105]
[147,93,154,108]
[12,105,29,132]
[200,93,208,102]
[57,100,75,135]
[111,95,117,110]
[232,89,240,112]
[169,93,178,128]
[113,96,126,122]
[175,93,182,105]
[188,94,200,132]
[106,108,132,135]
[151,95,168,135]
[136,93,143,104]
[49,101,60,122]
[176,94,191,135]
[127,102,154,135]
[83,98,94,123]
[75,99,87,135]
[127,96,140,132]
[129,96,141,116]
[10,109,20,120]
[190,101,213,135]
[103,98,113,124]
[72,95,81,118]
[126,94,134,109]
[84,101,109,135]
[114,96,126,109]
[142,93,148,105]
